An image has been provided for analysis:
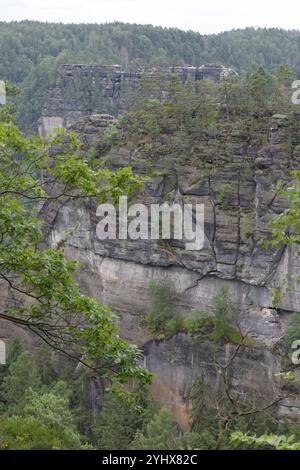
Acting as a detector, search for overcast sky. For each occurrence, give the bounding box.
[1,0,299,34]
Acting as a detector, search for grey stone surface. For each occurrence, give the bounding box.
[33,111,300,426]
[39,63,238,135]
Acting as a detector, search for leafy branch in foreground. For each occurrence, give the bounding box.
[0,98,150,386]
[231,431,300,450]
[189,322,300,449]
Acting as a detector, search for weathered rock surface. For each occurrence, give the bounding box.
[39,63,237,132]
[36,112,300,428]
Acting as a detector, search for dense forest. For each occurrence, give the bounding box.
[1,21,300,130]
[2,21,300,80]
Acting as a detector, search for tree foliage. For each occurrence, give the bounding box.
[0,84,150,386]
[231,431,300,450]
[120,65,297,158]
[130,408,181,450]
[145,280,181,338]
[0,22,300,128]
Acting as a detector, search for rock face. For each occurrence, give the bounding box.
[39,63,237,133]
[37,111,300,428]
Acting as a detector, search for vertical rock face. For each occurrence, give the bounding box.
[38,111,300,428]
[39,63,237,133]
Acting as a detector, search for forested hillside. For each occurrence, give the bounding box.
[2,21,300,79]
[1,21,300,129]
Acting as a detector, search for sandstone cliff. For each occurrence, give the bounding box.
[39,63,237,134]
[38,110,300,428]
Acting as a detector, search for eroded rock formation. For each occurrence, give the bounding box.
[39,111,300,428]
[39,63,237,134]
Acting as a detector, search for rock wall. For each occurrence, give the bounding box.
[39,63,237,133]
[39,112,300,428]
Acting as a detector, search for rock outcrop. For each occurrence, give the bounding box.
[38,111,300,428]
[39,63,237,134]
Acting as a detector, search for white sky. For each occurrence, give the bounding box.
[0,0,299,34]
